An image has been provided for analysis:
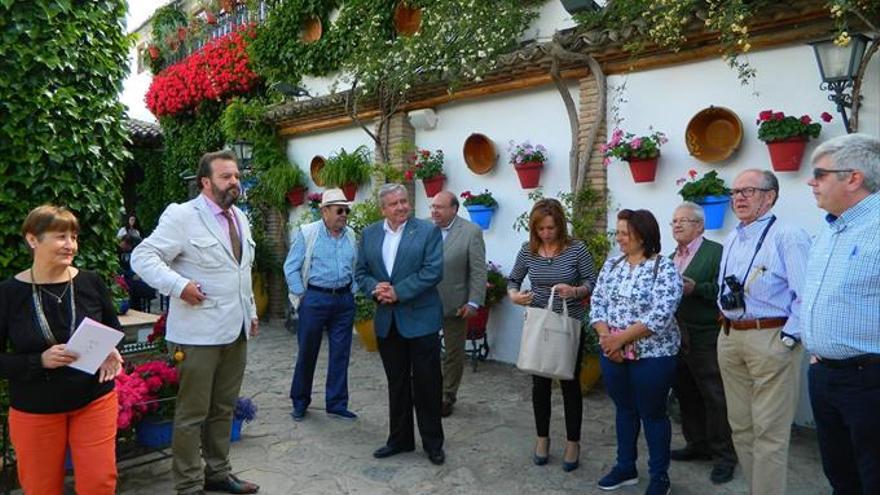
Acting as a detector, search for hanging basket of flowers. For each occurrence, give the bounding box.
[405,148,446,198]
[756,110,831,172]
[601,129,667,183]
[461,190,498,230]
[676,169,732,230]
[508,141,547,189]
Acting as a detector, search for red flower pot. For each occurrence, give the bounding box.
[341,183,358,201]
[766,138,807,172]
[206,12,217,25]
[627,157,658,183]
[466,306,490,332]
[514,161,543,189]
[422,175,445,198]
[286,187,306,207]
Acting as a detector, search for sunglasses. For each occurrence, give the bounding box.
[812,167,855,180]
[333,207,351,215]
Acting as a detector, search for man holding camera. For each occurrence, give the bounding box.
[716,169,810,495]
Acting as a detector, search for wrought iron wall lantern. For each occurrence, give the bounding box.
[809,34,871,133]
[560,0,602,16]
[232,139,254,173]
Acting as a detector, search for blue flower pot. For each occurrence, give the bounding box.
[698,195,730,230]
[136,418,173,449]
[466,205,496,230]
[231,417,244,442]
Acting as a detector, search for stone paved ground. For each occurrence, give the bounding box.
[115,323,829,495]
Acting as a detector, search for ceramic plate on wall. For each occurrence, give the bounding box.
[310,155,326,186]
[686,106,743,163]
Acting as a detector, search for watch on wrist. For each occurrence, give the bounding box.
[780,333,798,349]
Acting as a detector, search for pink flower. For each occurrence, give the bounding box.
[800,115,812,124]
[676,178,686,186]
[630,138,642,149]
[821,112,833,123]
[404,169,414,181]
[688,169,697,178]
[758,110,773,121]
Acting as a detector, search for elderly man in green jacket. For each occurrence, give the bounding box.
[667,202,737,485]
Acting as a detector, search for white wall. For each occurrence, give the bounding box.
[120,36,157,122]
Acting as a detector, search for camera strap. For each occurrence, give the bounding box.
[721,215,776,297]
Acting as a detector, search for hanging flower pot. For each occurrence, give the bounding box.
[626,157,659,183]
[466,205,496,230]
[286,186,307,207]
[341,182,358,201]
[696,194,731,230]
[393,2,422,36]
[300,16,323,44]
[422,175,445,198]
[147,45,159,60]
[514,161,544,189]
[205,12,217,25]
[177,27,187,42]
[766,138,807,172]
[466,306,490,332]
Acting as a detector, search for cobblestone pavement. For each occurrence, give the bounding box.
[116,322,829,495]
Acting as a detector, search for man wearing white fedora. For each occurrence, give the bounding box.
[284,188,358,421]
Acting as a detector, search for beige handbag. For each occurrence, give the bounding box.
[516,287,581,380]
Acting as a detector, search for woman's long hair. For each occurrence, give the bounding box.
[527,198,571,254]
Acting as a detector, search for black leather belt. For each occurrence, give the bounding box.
[817,354,880,369]
[307,283,351,295]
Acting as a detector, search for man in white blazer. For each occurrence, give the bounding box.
[430,191,486,417]
[132,150,259,495]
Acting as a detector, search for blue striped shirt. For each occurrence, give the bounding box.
[284,223,356,295]
[718,211,811,338]
[801,193,880,359]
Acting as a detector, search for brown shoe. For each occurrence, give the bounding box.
[204,474,259,494]
[441,401,454,417]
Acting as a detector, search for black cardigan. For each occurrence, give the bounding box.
[0,270,120,413]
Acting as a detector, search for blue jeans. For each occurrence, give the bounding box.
[809,360,880,495]
[290,290,355,412]
[600,355,677,479]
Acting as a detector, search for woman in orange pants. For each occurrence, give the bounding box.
[0,205,123,494]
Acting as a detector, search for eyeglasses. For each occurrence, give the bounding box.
[334,207,350,215]
[669,219,701,226]
[730,187,771,198]
[812,167,855,180]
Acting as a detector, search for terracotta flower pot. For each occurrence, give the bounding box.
[626,157,659,183]
[177,27,187,42]
[354,320,378,352]
[766,138,807,172]
[422,175,445,198]
[393,2,422,36]
[205,12,217,25]
[579,355,601,394]
[148,45,159,60]
[286,186,306,207]
[514,161,543,189]
[341,183,358,201]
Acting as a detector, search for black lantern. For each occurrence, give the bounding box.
[560,0,601,15]
[232,139,254,172]
[809,34,871,133]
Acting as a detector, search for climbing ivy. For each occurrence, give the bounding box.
[0,0,131,279]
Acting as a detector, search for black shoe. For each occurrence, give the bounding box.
[670,446,711,461]
[441,401,454,418]
[203,474,259,494]
[373,444,414,459]
[710,464,735,484]
[427,449,445,465]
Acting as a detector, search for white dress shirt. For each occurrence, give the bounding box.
[382,220,407,276]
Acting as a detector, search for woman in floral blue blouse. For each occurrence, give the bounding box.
[589,209,682,495]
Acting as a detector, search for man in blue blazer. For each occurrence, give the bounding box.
[355,183,446,465]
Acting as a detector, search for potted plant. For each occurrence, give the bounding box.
[231,396,257,442]
[757,110,831,171]
[319,146,372,201]
[467,261,508,332]
[676,169,732,230]
[117,360,179,448]
[461,189,498,230]
[404,148,446,198]
[353,294,378,352]
[256,164,307,209]
[508,141,547,189]
[580,320,602,394]
[601,128,668,183]
[112,275,130,315]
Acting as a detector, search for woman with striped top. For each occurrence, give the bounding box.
[508,198,597,472]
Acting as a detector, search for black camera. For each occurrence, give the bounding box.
[720,275,745,310]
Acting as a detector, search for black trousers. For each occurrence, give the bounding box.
[377,320,444,452]
[532,332,584,442]
[809,360,880,495]
[672,341,737,466]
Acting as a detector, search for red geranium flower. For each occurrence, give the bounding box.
[820,112,833,123]
[800,115,812,124]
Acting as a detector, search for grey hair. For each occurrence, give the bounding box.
[811,133,880,193]
[739,168,779,205]
[378,183,407,207]
[675,201,705,223]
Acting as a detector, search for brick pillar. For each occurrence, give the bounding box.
[576,74,608,233]
[376,112,416,206]
[264,208,287,321]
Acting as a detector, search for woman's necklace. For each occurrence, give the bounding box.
[30,267,76,345]
[39,281,71,304]
[539,244,560,261]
